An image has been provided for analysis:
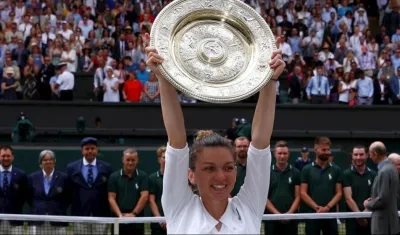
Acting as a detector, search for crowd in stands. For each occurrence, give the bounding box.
[0,0,399,105]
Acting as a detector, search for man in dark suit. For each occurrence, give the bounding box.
[27,150,71,235]
[112,34,128,61]
[66,137,112,235]
[389,67,400,104]
[373,72,390,105]
[38,55,56,101]
[0,145,28,234]
[364,142,400,235]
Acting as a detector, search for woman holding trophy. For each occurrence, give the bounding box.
[145,30,285,233]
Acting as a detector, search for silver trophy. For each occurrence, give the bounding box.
[150,0,276,103]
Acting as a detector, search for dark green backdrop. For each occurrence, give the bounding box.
[13,147,377,215]
[13,147,376,175]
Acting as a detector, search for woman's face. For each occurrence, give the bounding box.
[189,147,236,202]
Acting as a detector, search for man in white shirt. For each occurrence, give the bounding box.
[57,21,73,42]
[60,43,77,73]
[55,63,75,101]
[17,15,32,40]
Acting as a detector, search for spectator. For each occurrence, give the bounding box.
[142,72,160,103]
[0,0,397,106]
[123,71,142,102]
[102,66,120,103]
[1,67,18,100]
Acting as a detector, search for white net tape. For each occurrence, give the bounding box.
[0,212,397,235]
[0,211,394,223]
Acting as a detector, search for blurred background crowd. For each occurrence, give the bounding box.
[0,0,398,105]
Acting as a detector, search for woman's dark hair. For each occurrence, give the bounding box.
[189,130,235,170]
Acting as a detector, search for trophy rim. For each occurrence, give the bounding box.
[150,0,277,103]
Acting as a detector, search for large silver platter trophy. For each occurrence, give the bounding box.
[150,0,276,103]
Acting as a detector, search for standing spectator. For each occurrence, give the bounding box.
[0,68,18,100]
[389,67,400,104]
[342,145,376,235]
[93,59,106,102]
[358,46,376,77]
[103,66,120,103]
[338,72,352,104]
[300,137,342,235]
[142,72,160,103]
[60,43,77,73]
[288,65,303,104]
[306,66,330,104]
[149,146,167,235]
[136,61,150,84]
[264,141,300,235]
[123,72,142,102]
[108,148,149,235]
[0,145,28,235]
[355,70,374,105]
[38,55,55,100]
[373,72,390,105]
[27,150,71,235]
[66,137,112,235]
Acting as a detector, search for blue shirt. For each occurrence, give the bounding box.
[136,70,150,84]
[81,158,98,183]
[0,166,12,188]
[377,158,388,171]
[43,170,54,195]
[356,77,374,98]
[306,75,330,96]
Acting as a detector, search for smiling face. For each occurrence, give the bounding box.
[189,147,236,202]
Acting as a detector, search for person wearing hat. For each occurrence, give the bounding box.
[54,62,74,101]
[318,43,333,63]
[66,137,112,235]
[0,67,18,100]
[324,54,340,71]
[354,8,368,31]
[295,146,311,171]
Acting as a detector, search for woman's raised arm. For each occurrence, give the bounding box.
[236,39,285,218]
[145,47,186,148]
[145,44,192,221]
[251,42,285,149]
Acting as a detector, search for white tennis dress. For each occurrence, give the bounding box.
[162,143,271,234]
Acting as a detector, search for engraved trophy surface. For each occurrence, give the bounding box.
[150,0,276,103]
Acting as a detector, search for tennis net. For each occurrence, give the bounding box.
[0,211,392,235]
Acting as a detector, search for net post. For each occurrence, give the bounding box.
[113,218,119,235]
